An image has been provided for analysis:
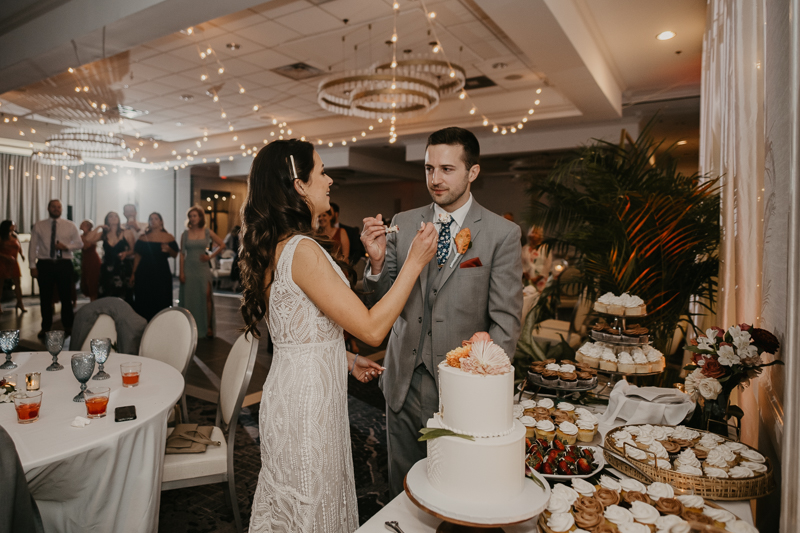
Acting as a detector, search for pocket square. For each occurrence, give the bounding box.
[460,257,483,268]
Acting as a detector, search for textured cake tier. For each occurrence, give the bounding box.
[438,361,514,437]
[426,414,525,505]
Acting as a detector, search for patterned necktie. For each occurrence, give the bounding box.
[50,219,57,259]
[436,219,452,267]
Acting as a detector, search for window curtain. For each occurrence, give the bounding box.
[0,153,96,233]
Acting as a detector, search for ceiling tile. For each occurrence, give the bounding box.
[138,53,197,75]
[238,49,299,70]
[127,62,170,82]
[212,9,268,32]
[235,19,302,48]
[201,33,265,61]
[274,6,346,36]
[215,57,265,77]
[154,72,203,89]
[240,70,290,88]
[319,0,394,26]
[253,0,311,19]
[147,33,194,53]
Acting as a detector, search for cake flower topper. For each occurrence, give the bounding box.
[461,340,511,375]
[446,332,491,368]
[449,227,472,268]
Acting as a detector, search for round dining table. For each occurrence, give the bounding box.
[0,351,183,533]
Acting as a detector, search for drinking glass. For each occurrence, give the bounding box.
[90,338,111,380]
[3,373,18,388]
[45,330,66,371]
[84,387,110,418]
[14,390,43,423]
[121,362,141,388]
[0,330,20,370]
[71,352,95,402]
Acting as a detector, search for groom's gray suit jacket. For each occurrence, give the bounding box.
[363,200,523,413]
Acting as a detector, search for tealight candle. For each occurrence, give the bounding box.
[26,372,41,391]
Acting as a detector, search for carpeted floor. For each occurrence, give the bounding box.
[158,375,390,532]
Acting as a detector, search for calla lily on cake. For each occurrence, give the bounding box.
[460,340,512,375]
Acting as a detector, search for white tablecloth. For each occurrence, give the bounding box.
[0,351,183,533]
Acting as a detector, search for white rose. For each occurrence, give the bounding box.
[684,368,704,400]
[717,344,740,366]
[698,377,722,400]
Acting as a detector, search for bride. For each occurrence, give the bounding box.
[240,139,437,532]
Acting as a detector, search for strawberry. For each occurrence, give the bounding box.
[541,462,555,475]
[563,454,576,464]
[557,459,572,475]
[582,448,594,460]
[552,438,565,451]
[525,438,532,449]
[576,458,593,475]
[547,449,560,462]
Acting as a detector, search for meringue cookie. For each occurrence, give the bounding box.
[739,448,766,463]
[599,475,622,492]
[546,512,574,533]
[619,478,647,494]
[70,416,92,428]
[655,514,690,533]
[617,523,650,533]
[675,494,704,509]
[551,483,579,505]
[646,482,674,500]
[604,504,634,525]
[571,477,595,496]
[546,494,571,514]
[702,505,736,523]
[705,467,729,478]
[629,501,660,524]
[728,466,755,478]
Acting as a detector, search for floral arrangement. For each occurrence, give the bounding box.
[683,324,782,429]
[445,332,511,375]
[0,377,16,403]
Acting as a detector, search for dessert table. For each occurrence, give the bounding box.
[0,351,183,533]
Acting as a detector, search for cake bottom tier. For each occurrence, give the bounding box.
[426,414,525,505]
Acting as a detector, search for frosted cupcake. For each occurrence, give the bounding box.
[739,461,768,473]
[546,512,574,533]
[519,416,537,439]
[632,350,650,373]
[543,493,571,519]
[675,494,704,513]
[512,404,525,419]
[646,482,674,501]
[556,402,576,419]
[645,345,665,372]
[556,421,578,445]
[551,483,579,505]
[621,293,646,316]
[576,371,595,388]
[558,371,577,389]
[739,448,766,464]
[598,475,622,493]
[571,477,596,497]
[617,351,635,374]
[576,419,596,442]
[582,344,601,369]
[594,292,616,313]
[537,398,555,413]
[599,349,618,371]
[535,419,556,442]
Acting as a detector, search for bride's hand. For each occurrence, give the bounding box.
[350,354,385,383]
[406,222,437,271]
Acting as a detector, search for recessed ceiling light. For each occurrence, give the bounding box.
[657,31,676,41]
[677,140,687,145]
[175,122,182,126]
[180,94,194,101]
[226,43,240,50]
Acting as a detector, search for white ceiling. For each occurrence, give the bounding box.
[0,0,705,166]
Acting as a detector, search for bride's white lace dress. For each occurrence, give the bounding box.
[249,235,359,532]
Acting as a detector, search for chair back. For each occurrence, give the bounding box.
[139,307,197,377]
[80,314,117,351]
[218,333,259,429]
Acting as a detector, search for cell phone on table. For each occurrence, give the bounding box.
[115,405,137,422]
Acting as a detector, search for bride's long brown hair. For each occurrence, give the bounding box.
[239,139,342,338]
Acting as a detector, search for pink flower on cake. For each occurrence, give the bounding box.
[460,340,511,375]
[461,331,492,347]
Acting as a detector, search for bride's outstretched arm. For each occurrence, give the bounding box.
[293,222,437,346]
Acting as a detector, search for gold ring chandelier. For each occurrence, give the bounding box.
[317,56,466,120]
[33,129,130,166]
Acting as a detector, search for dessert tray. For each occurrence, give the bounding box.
[528,443,605,480]
[537,476,758,533]
[405,458,551,527]
[525,371,598,392]
[604,424,776,500]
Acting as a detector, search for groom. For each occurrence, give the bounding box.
[361,127,523,497]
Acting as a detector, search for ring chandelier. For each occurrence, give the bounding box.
[33,129,130,166]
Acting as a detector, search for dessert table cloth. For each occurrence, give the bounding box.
[0,351,183,533]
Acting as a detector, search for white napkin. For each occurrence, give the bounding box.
[71,416,92,428]
[597,380,695,431]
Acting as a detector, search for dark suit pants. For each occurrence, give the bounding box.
[37,259,75,331]
[387,363,438,498]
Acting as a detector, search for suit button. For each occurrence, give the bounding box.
[412,349,417,355]
[427,331,431,336]
[418,317,422,323]
[433,289,438,295]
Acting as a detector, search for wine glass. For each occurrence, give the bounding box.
[0,330,20,370]
[90,338,111,380]
[71,352,95,402]
[45,330,65,371]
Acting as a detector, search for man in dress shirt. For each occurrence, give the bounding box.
[361,127,523,496]
[123,204,146,238]
[29,200,83,337]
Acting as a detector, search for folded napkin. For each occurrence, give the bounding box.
[597,380,696,432]
[71,416,92,428]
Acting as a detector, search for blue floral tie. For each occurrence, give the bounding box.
[436,220,452,267]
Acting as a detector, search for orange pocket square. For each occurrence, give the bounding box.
[460,257,483,268]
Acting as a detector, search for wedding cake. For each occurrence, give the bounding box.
[424,333,526,505]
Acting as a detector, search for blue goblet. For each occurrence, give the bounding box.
[0,330,20,370]
[90,338,111,380]
[71,352,95,402]
[45,330,65,371]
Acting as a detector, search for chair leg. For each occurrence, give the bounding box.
[180,394,189,424]
[224,474,243,532]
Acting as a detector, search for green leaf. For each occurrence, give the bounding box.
[418,428,475,441]
[683,364,698,371]
[527,472,546,490]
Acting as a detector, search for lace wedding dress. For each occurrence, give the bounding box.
[249,235,359,532]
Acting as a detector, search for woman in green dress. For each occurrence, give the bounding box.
[179,206,226,338]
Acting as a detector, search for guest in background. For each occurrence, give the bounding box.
[503,212,527,246]
[122,204,146,238]
[318,208,349,260]
[179,206,225,338]
[98,212,135,303]
[131,212,179,320]
[521,225,552,292]
[0,220,27,313]
[330,202,365,265]
[78,220,102,301]
[28,200,83,336]
[224,225,241,288]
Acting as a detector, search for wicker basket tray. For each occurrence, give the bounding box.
[603,424,776,500]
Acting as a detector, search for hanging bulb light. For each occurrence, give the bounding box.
[201,74,207,81]
[482,118,489,126]
[492,125,499,133]
[459,91,466,100]
[253,104,259,111]
[469,107,476,115]
[218,67,224,74]
[239,86,246,94]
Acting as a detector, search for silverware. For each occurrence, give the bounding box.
[385,521,405,533]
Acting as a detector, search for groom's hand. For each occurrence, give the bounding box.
[361,214,387,274]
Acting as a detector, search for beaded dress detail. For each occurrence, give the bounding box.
[249,235,358,533]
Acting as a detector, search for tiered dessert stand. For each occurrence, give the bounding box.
[404,459,550,532]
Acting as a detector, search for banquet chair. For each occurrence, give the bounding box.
[79,314,118,352]
[161,333,259,533]
[139,307,197,422]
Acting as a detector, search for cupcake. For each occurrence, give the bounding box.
[617,523,651,533]
[630,500,660,528]
[604,504,635,527]
[597,475,622,493]
[619,478,647,499]
[556,421,578,445]
[519,416,537,439]
[532,406,552,421]
[573,507,604,530]
[622,490,651,507]
[739,448,766,464]
[535,419,556,442]
[576,419,596,442]
[528,366,543,384]
[646,482,674,502]
[512,404,525,419]
[520,398,537,416]
[605,295,625,316]
[558,371,577,388]
[545,512,574,533]
[632,350,650,373]
[552,410,572,425]
[551,483,580,505]
[621,293,646,316]
[537,398,555,413]
[540,370,559,387]
[576,371,595,388]
[558,363,577,373]
[574,494,604,514]
[571,478,596,497]
[595,487,621,507]
[599,349,618,371]
[617,351,636,374]
[543,493,571,519]
[739,461,768,473]
[644,346,665,372]
[655,498,684,516]
[675,495,704,513]
[595,292,615,313]
[702,506,736,530]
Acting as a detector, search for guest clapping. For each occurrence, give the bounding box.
[98,212,136,303]
[79,220,102,301]
[0,220,26,313]
[318,208,349,260]
[131,213,179,320]
[179,206,225,338]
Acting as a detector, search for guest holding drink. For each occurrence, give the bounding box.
[98,212,136,303]
[131,213,179,320]
[79,220,102,301]
[0,220,26,313]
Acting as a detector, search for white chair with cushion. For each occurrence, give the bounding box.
[139,307,197,422]
[161,333,259,533]
[79,314,118,352]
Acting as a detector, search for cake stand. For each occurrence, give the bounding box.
[404,459,550,532]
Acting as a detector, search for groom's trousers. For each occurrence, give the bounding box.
[386,363,438,498]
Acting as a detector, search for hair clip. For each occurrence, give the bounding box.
[289,154,299,181]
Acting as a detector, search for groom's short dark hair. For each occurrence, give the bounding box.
[426,127,480,170]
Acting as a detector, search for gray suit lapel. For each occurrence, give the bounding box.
[436,201,483,292]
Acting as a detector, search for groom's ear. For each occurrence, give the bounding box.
[467,164,480,183]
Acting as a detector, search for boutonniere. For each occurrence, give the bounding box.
[449,228,472,268]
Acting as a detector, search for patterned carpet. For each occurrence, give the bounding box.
[158,376,390,532]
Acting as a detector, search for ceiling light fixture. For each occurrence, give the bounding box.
[226,43,241,50]
[676,140,687,145]
[657,31,676,40]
